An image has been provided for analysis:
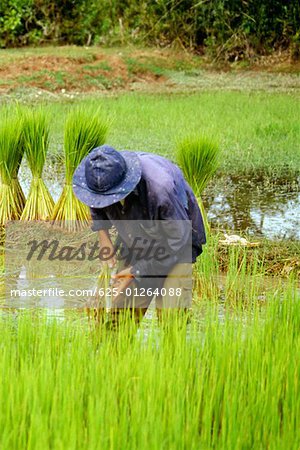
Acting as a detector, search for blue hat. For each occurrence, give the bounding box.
[72,145,142,208]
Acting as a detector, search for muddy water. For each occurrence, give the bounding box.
[19,166,300,240]
[202,174,300,240]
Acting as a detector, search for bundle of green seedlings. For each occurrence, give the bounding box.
[0,114,26,226]
[51,108,108,231]
[20,108,54,221]
[176,135,219,233]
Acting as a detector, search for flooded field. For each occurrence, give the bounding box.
[203,174,300,240]
[19,165,300,241]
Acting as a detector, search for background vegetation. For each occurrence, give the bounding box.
[1,0,300,60]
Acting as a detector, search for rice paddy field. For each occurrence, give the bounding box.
[0,251,299,449]
[3,304,300,450]
[12,91,300,177]
[0,47,299,449]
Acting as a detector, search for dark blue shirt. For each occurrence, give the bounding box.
[90,152,206,277]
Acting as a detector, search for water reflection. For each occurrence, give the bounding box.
[202,174,300,240]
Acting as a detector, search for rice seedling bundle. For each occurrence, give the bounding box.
[51,108,108,231]
[0,115,26,226]
[20,108,54,221]
[176,136,219,232]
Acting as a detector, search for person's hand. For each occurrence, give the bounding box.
[111,267,134,300]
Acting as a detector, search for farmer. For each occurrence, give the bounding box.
[73,145,206,327]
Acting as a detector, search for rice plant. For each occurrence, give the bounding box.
[176,136,219,233]
[0,115,25,226]
[20,108,54,221]
[51,108,109,231]
[0,278,299,449]
[86,263,111,323]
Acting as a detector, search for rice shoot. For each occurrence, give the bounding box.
[51,108,109,231]
[86,264,111,323]
[20,108,54,221]
[176,136,219,233]
[0,115,25,226]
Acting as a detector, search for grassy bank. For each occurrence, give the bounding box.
[0,284,299,449]
[196,233,300,287]
[97,92,300,176]
[0,46,299,95]
[4,92,299,178]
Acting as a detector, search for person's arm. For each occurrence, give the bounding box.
[90,207,116,268]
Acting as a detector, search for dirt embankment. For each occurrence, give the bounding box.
[0,49,171,93]
[0,47,299,94]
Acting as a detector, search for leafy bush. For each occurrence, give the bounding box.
[0,0,299,58]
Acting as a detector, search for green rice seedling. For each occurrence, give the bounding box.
[193,232,222,302]
[51,108,109,231]
[176,135,219,233]
[0,277,299,449]
[86,263,111,323]
[176,136,220,195]
[20,108,54,221]
[0,115,25,225]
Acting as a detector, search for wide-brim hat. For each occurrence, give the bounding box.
[73,145,142,208]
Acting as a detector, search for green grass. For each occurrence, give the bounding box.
[124,57,165,77]
[83,74,114,89]
[0,281,298,449]
[0,46,299,177]
[18,91,299,178]
[83,62,112,72]
[103,92,300,176]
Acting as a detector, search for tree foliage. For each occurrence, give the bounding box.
[0,0,299,58]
